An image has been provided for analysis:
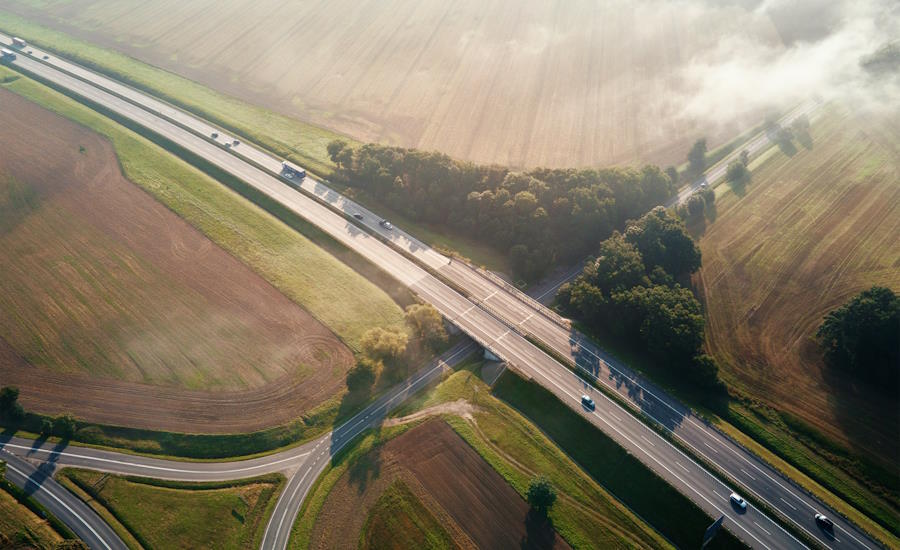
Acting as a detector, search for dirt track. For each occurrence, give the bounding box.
[311,419,569,549]
[0,89,354,433]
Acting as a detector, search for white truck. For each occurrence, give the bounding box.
[11,37,26,48]
[280,161,306,181]
[1,48,16,61]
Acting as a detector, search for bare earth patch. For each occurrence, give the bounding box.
[0,89,354,432]
[310,419,570,550]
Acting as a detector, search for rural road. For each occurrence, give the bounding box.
[0,33,879,550]
[0,341,475,550]
[0,450,127,550]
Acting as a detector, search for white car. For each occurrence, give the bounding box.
[729,493,747,510]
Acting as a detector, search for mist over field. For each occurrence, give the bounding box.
[0,0,896,165]
[676,0,900,127]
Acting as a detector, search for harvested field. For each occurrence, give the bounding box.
[0,89,354,431]
[696,107,900,466]
[1,0,782,168]
[310,419,570,550]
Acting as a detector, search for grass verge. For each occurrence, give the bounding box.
[58,469,284,550]
[0,12,354,179]
[293,362,681,549]
[0,63,406,352]
[0,473,73,547]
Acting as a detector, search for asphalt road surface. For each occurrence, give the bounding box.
[0,34,879,550]
[0,450,127,550]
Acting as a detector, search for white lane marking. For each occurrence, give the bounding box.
[740,468,757,481]
[640,435,655,447]
[754,522,772,536]
[779,498,798,511]
[264,466,311,549]
[676,461,689,472]
[609,413,621,422]
[6,463,113,550]
[2,443,309,476]
[518,313,535,326]
[703,442,719,453]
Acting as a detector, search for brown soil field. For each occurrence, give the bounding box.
[696,108,900,464]
[310,419,570,549]
[1,0,782,168]
[0,89,353,432]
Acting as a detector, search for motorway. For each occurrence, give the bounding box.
[0,34,879,550]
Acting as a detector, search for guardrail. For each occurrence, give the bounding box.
[466,262,572,330]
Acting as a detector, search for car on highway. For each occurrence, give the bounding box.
[232,139,240,146]
[353,212,364,220]
[815,513,834,531]
[211,132,218,138]
[379,219,393,230]
[700,181,709,188]
[581,395,595,410]
[43,54,48,59]
[730,493,747,511]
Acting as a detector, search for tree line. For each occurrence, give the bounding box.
[557,207,721,389]
[327,141,677,281]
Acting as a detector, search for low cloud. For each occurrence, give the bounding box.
[673,0,899,126]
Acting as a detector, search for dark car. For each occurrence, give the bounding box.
[232,139,240,146]
[353,212,364,220]
[815,514,834,531]
[581,395,595,410]
[379,219,393,230]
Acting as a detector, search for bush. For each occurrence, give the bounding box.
[360,327,408,361]
[404,304,448,348]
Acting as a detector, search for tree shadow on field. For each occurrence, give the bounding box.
[520,509,558,549]
[346,428,384,495]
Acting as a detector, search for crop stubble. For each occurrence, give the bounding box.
[696,109,900,465]
[2,0,780,168]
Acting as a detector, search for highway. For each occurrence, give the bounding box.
[0,34,879,550]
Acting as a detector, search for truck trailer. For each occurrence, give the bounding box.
[281,161,306,180]
[11,37,26,48]
[1,48,16,61]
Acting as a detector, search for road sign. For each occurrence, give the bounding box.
[701,515,725,548]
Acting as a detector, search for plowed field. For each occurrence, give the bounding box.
[310,420,570,549]
[1,0,781,168]
[697,108,900,465]
[0,89,354,432]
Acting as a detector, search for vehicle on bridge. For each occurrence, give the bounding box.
[12,37,26,48]
[729,492,747,511]
[1,48,16,61]
[379,219,394,230]
[815,513,834,531]
[281,160,306,181]
[581,395,595,410]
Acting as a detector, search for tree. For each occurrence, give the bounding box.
[346,359,377,392]
[665,166,679,187]
[726,160,748,186]
[620,284,705,366]
[52,414,77,439]
[817,287,899,390]
[360,327,408,361]
[687,138,707,175]
[526,476,557,514]
[40,418,53,437]
[0,386,19,411]
[625,207,701,279]
[405,304,448,348]
[585,233,647,293]
[326,139,346,162]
